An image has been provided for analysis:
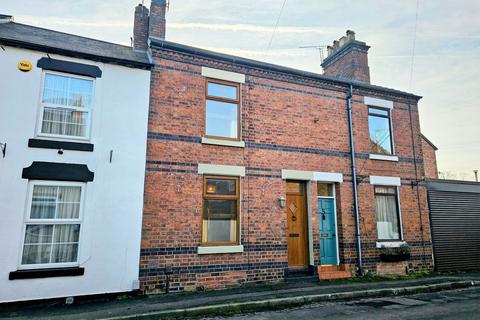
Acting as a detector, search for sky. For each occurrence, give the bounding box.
[3,0,479,180]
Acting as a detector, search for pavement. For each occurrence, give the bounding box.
[203,286,480,320]
[0,272,479,319]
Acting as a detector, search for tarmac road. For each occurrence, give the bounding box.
[203,286,480,320]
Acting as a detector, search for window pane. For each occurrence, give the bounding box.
[57,186,81,219]
[369,107,389,116]
[375,186,396,194]
[206,178,236,195]
[41,107,88,137]
[368,114,392,155]
[286,181,304,194]
[54,224,80,243]
[43,74,93,108]
[207,82,237,100]
[203,199,237,243]
[24,225,53,244]
[206,100,238,138]
[22,244,52,264]
[317,183,334,197]
[375,194,400,240]
[51,244,79,263]
[31,186,57,219]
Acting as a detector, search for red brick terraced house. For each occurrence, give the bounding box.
[137,0,434,293]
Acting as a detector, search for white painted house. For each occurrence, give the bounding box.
[0,15,152,302]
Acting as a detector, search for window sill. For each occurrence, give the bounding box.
[369,154,399,162]
[198,245,244,255]
[9,267,84,280]
[376,241,406,248]
[201,137,245,148]
[29,139,94,152]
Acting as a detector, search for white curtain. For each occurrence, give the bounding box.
[22,186,81,264]
[41,74,91,137]
[375,194,399,240]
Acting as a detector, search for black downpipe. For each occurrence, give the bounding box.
[346,85,363,275]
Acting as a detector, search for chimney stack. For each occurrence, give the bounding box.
[132,4,149,50]
[149,0,167,40]
[321,30,371,83]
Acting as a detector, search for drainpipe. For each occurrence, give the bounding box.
[346,84,363,275]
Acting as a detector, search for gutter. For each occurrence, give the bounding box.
[347,84,363,275]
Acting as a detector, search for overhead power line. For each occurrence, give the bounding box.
[266,0,287,51]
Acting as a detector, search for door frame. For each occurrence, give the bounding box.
[286,180,311,268]
[317,184,340,265]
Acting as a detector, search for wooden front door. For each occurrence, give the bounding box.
[286,181,309,268]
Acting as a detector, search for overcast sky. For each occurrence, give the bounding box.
[4,0,479,180]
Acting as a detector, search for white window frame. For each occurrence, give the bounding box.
[18,180,85,270]
[367,105,396,156]
[36,70,95,141]
[373,185,404,241]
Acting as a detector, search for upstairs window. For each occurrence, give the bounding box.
[205,80,240,140]
[202,176,239,245]
[368,107,393,155]
[374,186,401,240]
[39,72,94,139]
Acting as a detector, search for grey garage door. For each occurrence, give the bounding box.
[427,180,480,272]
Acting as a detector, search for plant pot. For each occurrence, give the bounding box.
[379,252,411,262]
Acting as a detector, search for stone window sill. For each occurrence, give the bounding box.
[201,137,245,148]
[198,245,244,255]
[376,241,406,248]
[369,154,399,162]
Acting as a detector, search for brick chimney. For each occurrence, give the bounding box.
[132,4,149,50]
[149,0,167,40]
[321,30,371,83]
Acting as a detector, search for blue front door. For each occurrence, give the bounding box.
[318,198,338,265]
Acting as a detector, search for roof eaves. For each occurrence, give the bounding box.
[149,38,421,101]
[420,133,438,150]
[0,36,153,70]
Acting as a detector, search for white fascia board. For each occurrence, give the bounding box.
[369,154,399,162]
[201,137,245,148]
[198,245,244,254]
[281,169,313,180]
[369,175,401,186]
[364,96,393,109]
[313,172,343,183]
[201,67,245,83]
[198,163,245,176]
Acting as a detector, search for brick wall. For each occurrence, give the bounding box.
[421,137,438,179]
[140,47,433,293]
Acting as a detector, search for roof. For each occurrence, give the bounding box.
[421,133,438,150]
[0,21,152,69]
[150,37,422,100]
[426,179,480,194]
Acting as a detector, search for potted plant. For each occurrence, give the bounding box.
[379,243,411,262]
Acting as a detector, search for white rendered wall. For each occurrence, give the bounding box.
[0,47,150,302]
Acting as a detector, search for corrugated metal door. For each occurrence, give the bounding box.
[428,190,480,272]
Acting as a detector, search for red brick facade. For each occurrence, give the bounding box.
[421,135,438,179]
[139,44,434,293]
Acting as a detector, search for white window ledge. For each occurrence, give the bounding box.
[202,137,245,148]
[376,241,406,248]
[369,154,399,162]
[198,245,244,255]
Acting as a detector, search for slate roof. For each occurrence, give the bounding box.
[150,37,422,100]
[0,21,152,69]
